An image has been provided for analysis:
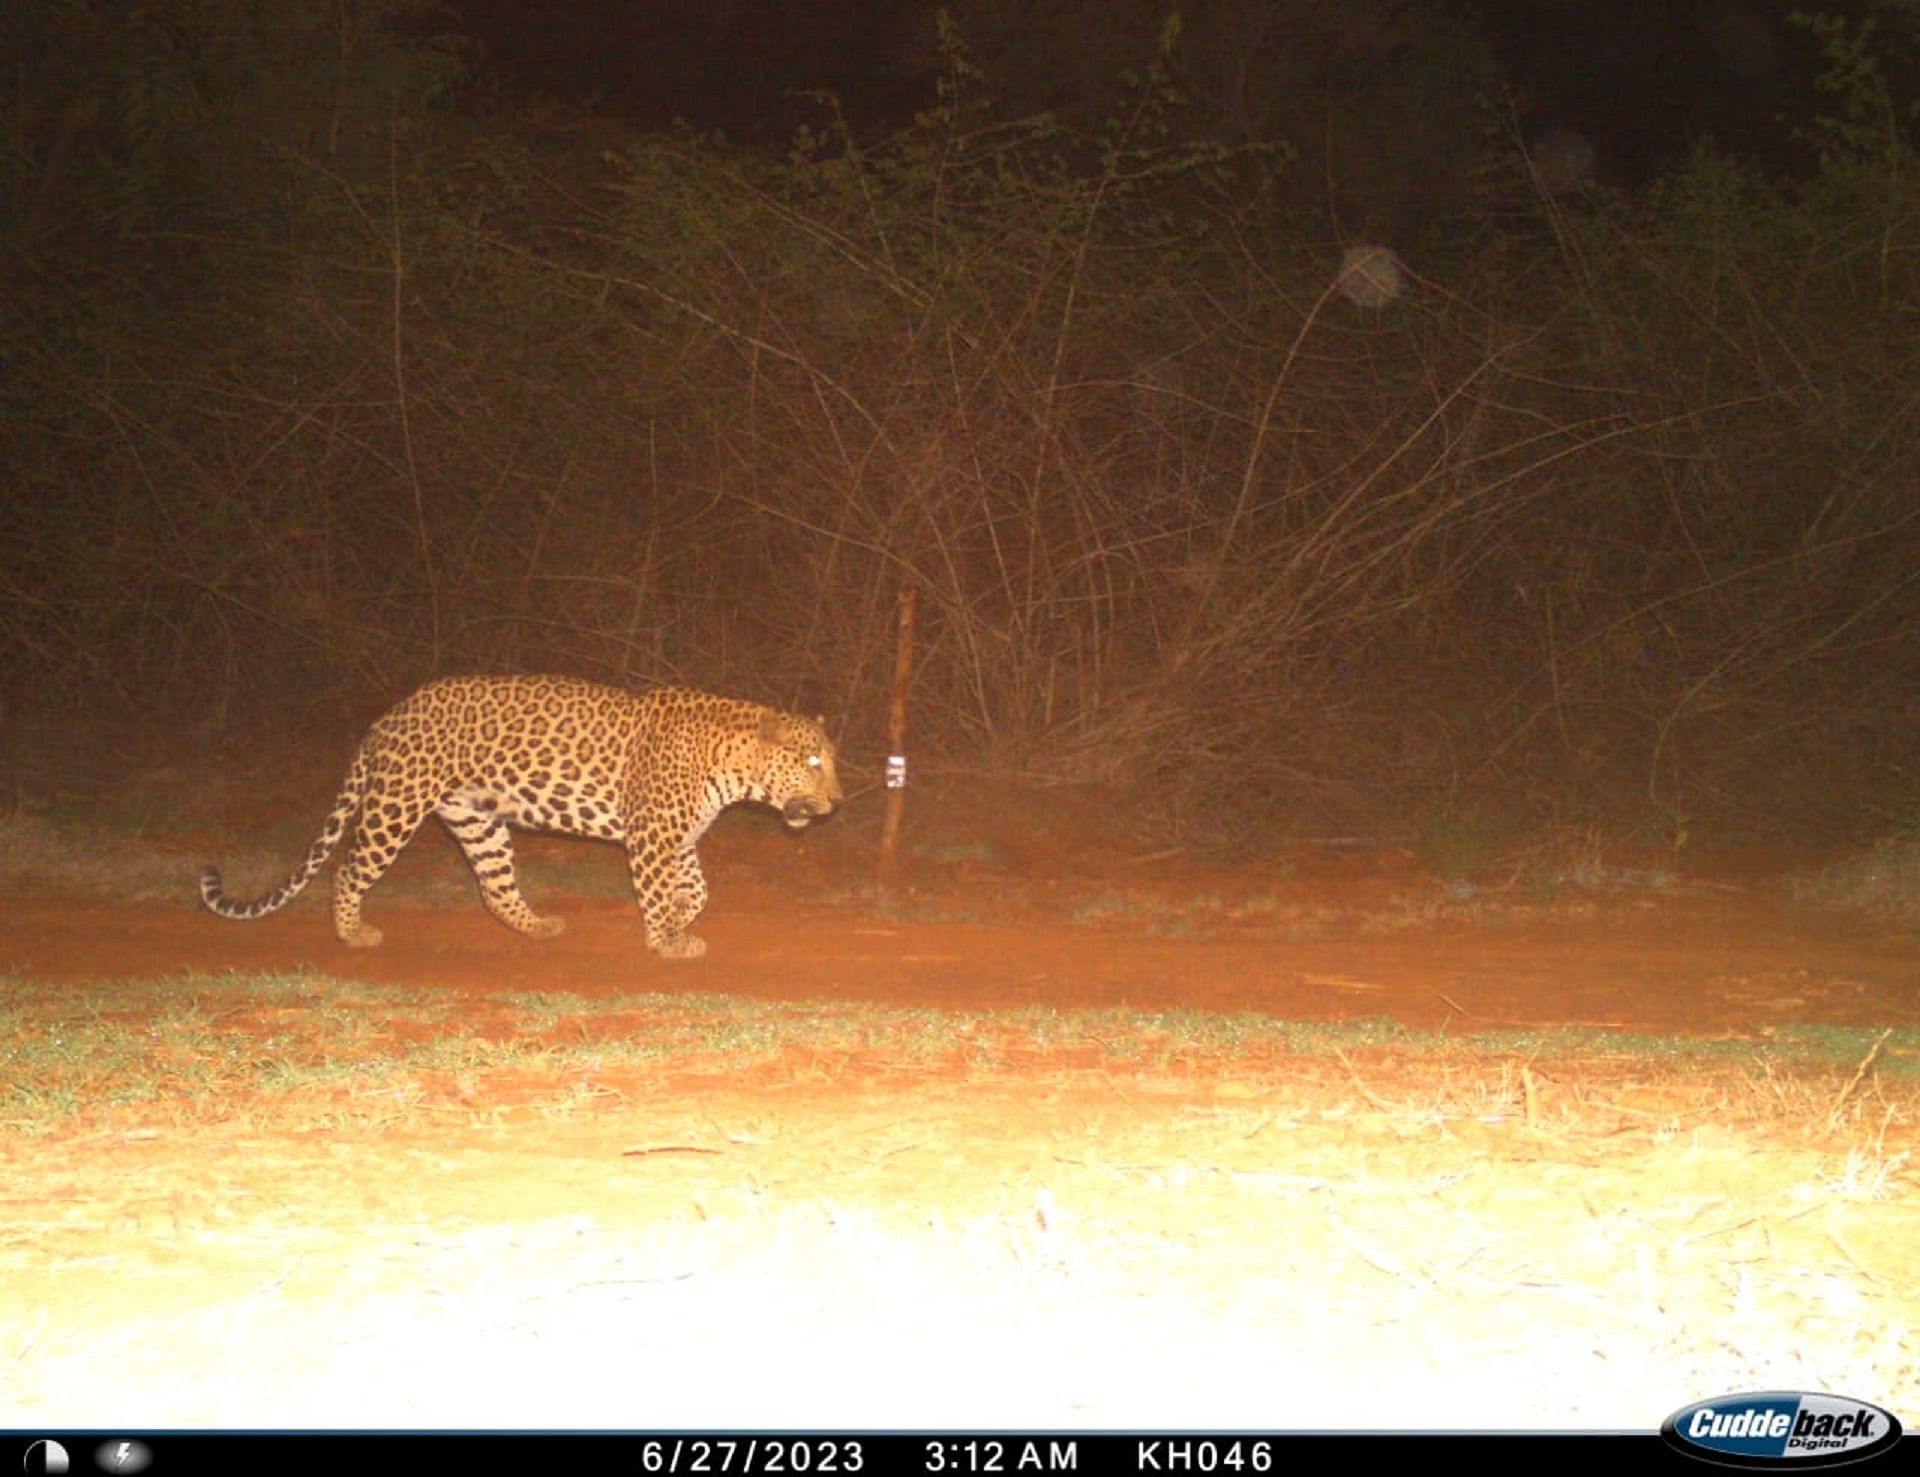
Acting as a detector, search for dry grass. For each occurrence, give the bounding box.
[0,811,191,903]
[1793,837,1920,929]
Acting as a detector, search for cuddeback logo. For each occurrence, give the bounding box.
[1662,1391,1904,1468]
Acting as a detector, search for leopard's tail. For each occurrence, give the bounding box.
[199,747,371,922]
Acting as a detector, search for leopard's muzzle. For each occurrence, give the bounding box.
[782,796,833,829]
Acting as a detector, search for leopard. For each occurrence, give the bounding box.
[199,675,843,959]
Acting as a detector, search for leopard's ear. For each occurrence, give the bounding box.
[756,707,786,746]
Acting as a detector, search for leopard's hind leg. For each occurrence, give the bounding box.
[329,779,437,947]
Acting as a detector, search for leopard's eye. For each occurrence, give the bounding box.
[807,753,822,768]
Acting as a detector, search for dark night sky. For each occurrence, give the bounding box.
[446,1,1817,185]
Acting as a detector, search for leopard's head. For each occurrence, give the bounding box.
[755,708,843,828]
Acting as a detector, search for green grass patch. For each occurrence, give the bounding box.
[909,839,1005,865]
[3,971,1915,1138]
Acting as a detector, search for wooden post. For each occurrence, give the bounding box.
[876,585,916,895]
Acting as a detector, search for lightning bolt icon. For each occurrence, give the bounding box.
[113,1445,130,1468]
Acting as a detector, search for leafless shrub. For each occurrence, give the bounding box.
[5,19,1919,849]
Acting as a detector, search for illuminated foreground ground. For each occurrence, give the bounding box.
[2,861,1915,1429]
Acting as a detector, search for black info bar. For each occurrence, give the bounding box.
[9,1430,1752,1477]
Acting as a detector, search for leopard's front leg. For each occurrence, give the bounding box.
[625,834,708,959]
